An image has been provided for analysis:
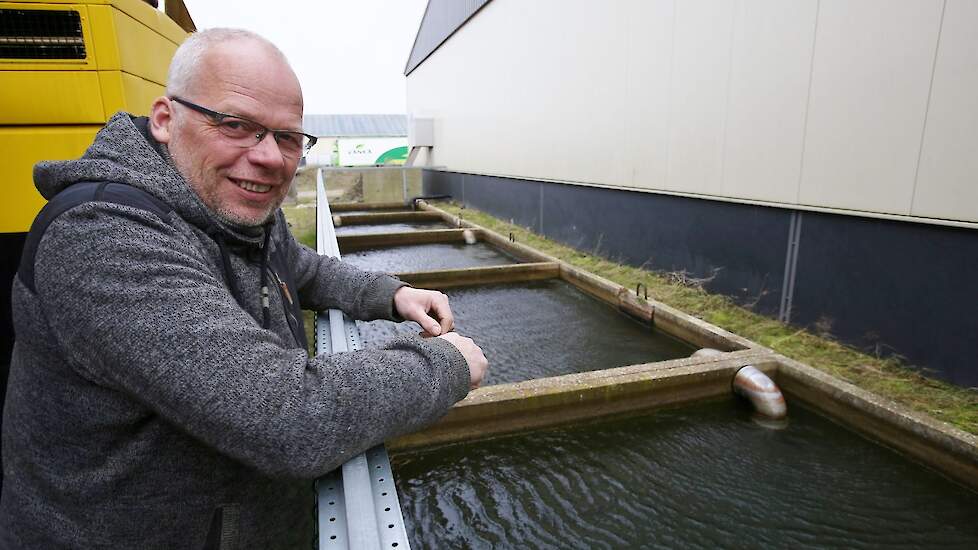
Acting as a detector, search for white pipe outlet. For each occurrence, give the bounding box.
[691,348,724,359]
[332,215,342,227]
[732,365,787,420]
[462,229,477,245]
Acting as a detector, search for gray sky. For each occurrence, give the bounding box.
[181,0,428,115]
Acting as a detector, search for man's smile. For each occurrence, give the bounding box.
[229,177,273,194]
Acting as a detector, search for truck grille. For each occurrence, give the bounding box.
[0,9,86,60]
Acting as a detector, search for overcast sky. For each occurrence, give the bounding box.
[181,0,428,115]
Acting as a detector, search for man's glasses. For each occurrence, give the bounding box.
[169,97,318,159]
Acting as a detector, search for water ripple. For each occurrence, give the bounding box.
[392,401,978,549]
[343,243,516,273]
[360,281,693,385]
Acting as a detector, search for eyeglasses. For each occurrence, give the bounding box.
[169,96,318,159]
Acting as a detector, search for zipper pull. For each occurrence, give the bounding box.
[279,281,293,305]
[269,268,294,305]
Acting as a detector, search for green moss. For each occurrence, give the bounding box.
[438,202,978,434]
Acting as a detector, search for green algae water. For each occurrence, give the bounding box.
[392,400,978,549]
[342,242,516,273]
[335,222,446,234]
[359,280,694,384]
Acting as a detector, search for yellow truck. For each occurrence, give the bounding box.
[1,0,193,402]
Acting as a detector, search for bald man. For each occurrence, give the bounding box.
[1,28,486,548]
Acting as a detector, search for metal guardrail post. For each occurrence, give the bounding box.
[314,168,412,549]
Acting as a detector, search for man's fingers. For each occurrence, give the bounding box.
[429,295,454,333]
[436,332,489,390]
[394,287,455,337]
[419,313,442,336]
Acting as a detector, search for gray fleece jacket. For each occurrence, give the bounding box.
[0,113,469,548]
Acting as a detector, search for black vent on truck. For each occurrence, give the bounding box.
[0,9,86,60]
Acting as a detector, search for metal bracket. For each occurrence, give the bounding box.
[778,211,803,324]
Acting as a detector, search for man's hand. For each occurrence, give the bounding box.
[437,332,489,390]
[393,287,454,336]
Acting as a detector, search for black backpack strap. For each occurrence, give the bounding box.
[17,182,172,293]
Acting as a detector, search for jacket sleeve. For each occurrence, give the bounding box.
[280,212,406,321]
[34,203,470,478]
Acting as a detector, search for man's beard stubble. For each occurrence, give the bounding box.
[162,141,285,228]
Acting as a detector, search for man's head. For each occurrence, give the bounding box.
[150,29,305,227]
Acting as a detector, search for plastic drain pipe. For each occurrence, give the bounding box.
[692,349,787,421]
[315,169,412,549]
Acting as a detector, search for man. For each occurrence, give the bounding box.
[0,28,487,548]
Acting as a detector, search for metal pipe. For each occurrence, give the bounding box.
[408,194,452,210]
[732,365,787,420]
[690,348,724,359]
[691,349,788,425]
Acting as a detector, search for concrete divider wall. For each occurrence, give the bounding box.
[331,201,977,489]
[387,199,978,491]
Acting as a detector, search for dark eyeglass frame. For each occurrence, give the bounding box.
[169,96,318,157]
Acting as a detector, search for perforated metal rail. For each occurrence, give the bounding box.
[314,169,411,549]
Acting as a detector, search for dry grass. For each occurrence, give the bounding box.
[435,202,978,435]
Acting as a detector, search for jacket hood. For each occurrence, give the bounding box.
[33,112,265,244]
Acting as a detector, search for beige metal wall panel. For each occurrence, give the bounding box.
[912,0,978,223]
[408,0,630,187]
[798,0,943,214]
[720,0,816,203]
[625,0,675,190]
[404,50,463,170]
[407,0,977,227]
[660,0,737,195]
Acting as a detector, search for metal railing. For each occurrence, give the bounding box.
[314,168,411,549]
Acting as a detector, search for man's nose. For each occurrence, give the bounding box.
[246,132,287,169]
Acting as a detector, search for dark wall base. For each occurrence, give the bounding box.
[790,214,978,386]
[424,170,978,387]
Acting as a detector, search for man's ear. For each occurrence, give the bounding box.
[149,97,174,144]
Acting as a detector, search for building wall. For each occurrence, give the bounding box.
[407,0,978,226]
[424,171,978,386]
[306,138,338,166]
[408,0,978,385]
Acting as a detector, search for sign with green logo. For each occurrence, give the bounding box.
[337,138,408,166]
